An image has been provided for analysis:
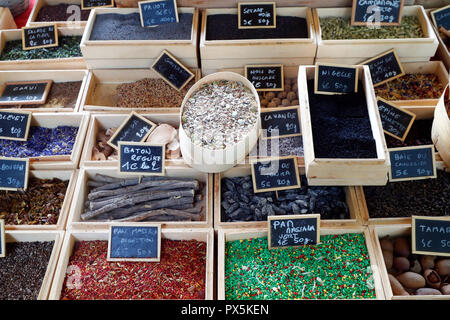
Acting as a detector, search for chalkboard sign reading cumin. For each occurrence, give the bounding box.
[238,2,276,29]
[0,157,29,191]
[268,214,320,249]
[245,64,284,92]
[118,142,165,176]
[251,156,300,193]
[377,97,416,142]
[351,0,404,26]
[361,49,405,87]
[21,24,58,50]
[0,80,52,106]
[388,145,436,182]
[314,63,358,95]
[138,0,179,27]
[81,0,114,10]
[412,216,450,257]
[0,110,32,141]
[0,219,4,258]
[431,5,450,31]
[151,50,194,91]
[260,106,301,139]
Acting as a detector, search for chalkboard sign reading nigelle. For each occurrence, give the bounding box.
[360,49,405,87]
[260,106,301,139]
[268,214,320,249]
[151,50,195,91]
[0,110,32,141]
[412,216,450,257]
[377,97,416,142]
[0,219,4,258]
[81,0,114,10]
[251,156,300,193]
[431,5,450,31]
[0,157,29,191]
[138,0,179,27]
[21,24,58,50]
[0,80,52,106]
[314,63,358,95]
[389,145,437,182]
[118,142,165,176]
[245,64,284,92]
[108,224,161,262]
[107,112,157,150]
[238,2,276,29]
[351,0,404,26]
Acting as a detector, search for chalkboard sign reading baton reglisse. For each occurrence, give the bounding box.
[0,110,32,141]
[431,5,450,31]
[238,2,276,29]
[377,97,416,142]
[361,49,405,87]
[351,0,404,26]
[151,50,195,91]
[412,216,450,257]
[251,156,300,193]
[0,80,52,106]
[0,219,5,258]
[81,0,114,10]
[118,142,165,176]
[245,64,284,92]
[22,24,58,50]
[388,145,437,182]
[0,157,29,191]
[268,214,321,249]
[139,0,179,27]
[314,63,358,95]
[260,106,301,139]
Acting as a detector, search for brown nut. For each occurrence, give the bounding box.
[415,288,442,296]
[267,102,277,108]
[291,99,299,105]
[388,274,409,296]
[393,257,410,273]
[277,92,287,99]
[266,92,276,100]
[292,83,298,92]
[383,250,393,269]
[260,99,269,107]
[284,84,292,92]
[436,259,450,277]
[440,284,450,295]
[409,259,422,274]
[380,238,393,252]
[281,99,290,106]
[394,237,410,257]
[287,91,297,101]
[424,269,441,289]
[272,98,281,106]
[397,272,426,289]
[420,256,436,270]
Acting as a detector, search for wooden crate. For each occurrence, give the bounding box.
[2,230,65,300]
[200,7,317,75]
[0,27,86,70]
[0,7,17,30]
[0,69,89,113]
[369,225,450,300]
[67,166,213,229]
[80,7,199,69]
[80,68,201,113]
[26,0,89,28]
[217,226,385,300]
[48,228,214,300]
[299,65,389,186]
[313,6,439,64]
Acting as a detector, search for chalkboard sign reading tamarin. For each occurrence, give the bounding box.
[251,156,300,193]
[260,106,301,139]
[151,50,194,91]
[351,0,404,26]
[314,63,358,95]
[431,5,450,31]
[238,2,276,29]
[0,111,32,141]
[138,0,179,27]
[245,64,284,92]
[0,80,52,106]
[361,49,405,87]
[377,97,416,142]
[268,214,320,249]
[0,219,5,258]
[0,157,29,191]
[412,216,450,257]
[22,24,58,50]
[119,142,165,176]
[81,0,114,10]
[388,145,437,182]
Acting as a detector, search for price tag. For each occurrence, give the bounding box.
[22,24,58,50]
[81,0,114,9]
[377,97,416,142]
[138,0,178,27]
[431,5,450,31]
[260,106,301,139]
[238,2,276,29]
[245,64,284,92]
[412,216,450,257]
[360,49,405,87]
[251,156,300,193]
[268,214,320,249]
[351,0,404,26]
[0,157,29,191]
[119,142,165,176]
[151,50,195,91]
[314,63,358,95]
[388,145,437,182]
[0,111,32,141]
[0,80,52,106]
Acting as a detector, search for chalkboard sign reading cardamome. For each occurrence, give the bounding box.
[245,64,284,92]
[108,224,161,262]
[81,0,114,10]
[314,63,358,95]
[22,24,58,50]
[431,5,450,31]
[268,214,320,249]
[238,2,276,29]
[361,49,405,87]
[251,156,300,193]
[0,111,32,141]
[351,0,404,26]
[151,50,194,91]
[377,97,416,142]
[412,216,450,257]
[0,80,52,105]
[139,0,179,27]
[0,157,29,191]
[119,142,165,176]
[389,145,436,182]
[260,106,301,139]
[0,219,4,258]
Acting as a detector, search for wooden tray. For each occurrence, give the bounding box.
[26,0,89,28]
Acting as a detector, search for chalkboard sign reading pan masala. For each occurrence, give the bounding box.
[0,157,29,191]
[377,97,416,142]
[81,0,114,10]
[268,214,320,249]
[361,49,405,87]
[0,110,32,141]
[119,142,165,176]
[139,0,179,27]
[22,24,58,50]
[238,2,276,29]
[351,0,404,26]
[260,106,301,139]
[431,5,450,31]
[245,64,284,92]
[251,156,300,193]
[151,50,194,91]
[0,80,52,106]
[412,216,450,257]
[388,145,436,182]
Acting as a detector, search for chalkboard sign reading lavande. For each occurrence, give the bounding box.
[22,24,58,50]
[361,49,405,87]
[0,80,52,106]
[81,0,114,10]
[389,145,437,182]
[0,219,4,258]
[251,156,300,193]
[377,97,416,142]
[151,50,194,91]
[412,216,450,257]
[108,224,161,262]
[139,0,179,27]
[0,157,29,191]
[119,142,165,176]
[245,64,284,92]
[260,106,301,139]
[238,2,276,29]
[268,214,320,249]
[431,5,450,31]
[107,112,157,150]
[0,110,32,141]
[314,63,358,95]
[351,0,404,26]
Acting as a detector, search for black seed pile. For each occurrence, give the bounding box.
[385,119,433,148]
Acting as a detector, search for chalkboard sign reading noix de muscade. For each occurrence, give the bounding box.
[119,142,165,176]
[0,110,32,141]
[431,5,450,31]
[138,0,179,27]
[108,224,161,262]
[251,156,300,193]
[412,216,450,257]
[0,219,5,258]
[238,2,276,29]
[151,50,195,91]
[314,63,358,95]
[361,49,405,87]
[0,80,52,106]
[389,145,437,182]
[351,0,404,26]
[260,106,301,139]
[21,24,58,50]
[377,97,416,142]
[81,0,114,10]
[0,157,29,191]
[268,214,320,249]
[245,64,284,92]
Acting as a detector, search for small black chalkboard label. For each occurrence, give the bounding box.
[0,80,52,106]
[22,24,58,50]
[351,0,404,26]
[119,142,165,176]
[139,0,179,27]
[0,219,5,258]
[0,157,29,191]
[151,50,195,91]
[251,156,300,193]
[268,214,320,249]
[81,0,114,9]
[0,111,32,141]
[412,216,450,257]
[431,5,450,31]
[389,145,436,182]
[245,64,284,92]
[107,112,157,150]
[377,97,416,142]
[260,106,301,139]
[361,49,405,87]
[108,224,161,262]
[314,63,358,95]
[238,2,276,29]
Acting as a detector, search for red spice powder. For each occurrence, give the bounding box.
[60,239,206,300]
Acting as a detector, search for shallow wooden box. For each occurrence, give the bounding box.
[0,69,88,113]
[200,7,317,75]
[67,166,213,229]
[0,27,86,70]
[26,0,89,28]
[48,228,214,300]
[2,230,64,300]
[313,6,439,64]
[0,7,17,30]
[80,68,201,113]
[80,7,199,69]
[299,65,389,186]
[217,226,385,300]
[369,225,450,300]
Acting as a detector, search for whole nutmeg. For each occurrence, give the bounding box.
[277,92,287,99]
[281,99,290,106]
[388,274,409,296]
[291,99,299,105]
[424,269,441,289]
[393,257,410,273]
[266,92,276,100]
[409,259,422,274]
[420,256,436,270]
[272,98,281,106]
[260,99,268,107]
[394,237,410,257]
[380,238,393,252]
[382,250,393,269]
[436,259,450,277]
[267,102,277,108]
[285,84,292,92]
[292,83,298,92]
[397,272,426,289]
[415,288,442,296]
[440,284,450,295]
[287,91,297,101]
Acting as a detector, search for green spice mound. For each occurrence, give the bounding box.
[0,36,82,61]
[320,16,424,40]
[225,233,376,300]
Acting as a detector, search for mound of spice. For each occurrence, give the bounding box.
[0,126,78,158]
[0,241,54,300]
[320,16,424,40]
[221,175,349,222]
[249,135,304,158]
[60,239,206,300]
[363,170,450,218]
[35,4,91,22]
[375,74,444,100]
[0,177,68,225]
[225,233,376,300]
[259,78,299,108]
[385,119,433,148]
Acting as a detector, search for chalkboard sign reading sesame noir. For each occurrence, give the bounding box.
[81,0,114,10]
[412,216,450,257]
[151,50,194,91]
[431,5,450,31]
[0,80,52,106]
[0,157,29,191]
[361,49,405,87]
[245,64,284,92]
[238,2,276,29]
[268,214,320,249]
[314,63,358,95]
[389,145,436,182]
[0,219,4,258]
[119,142,165,176]
[251,156,300,193]
[22,24,58,50]
[138,0,179,27]
[260,106,301,139]
[377,97,416,142]
[0,111,32,141]
[351,0,404,26]
[108,224,161,262]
